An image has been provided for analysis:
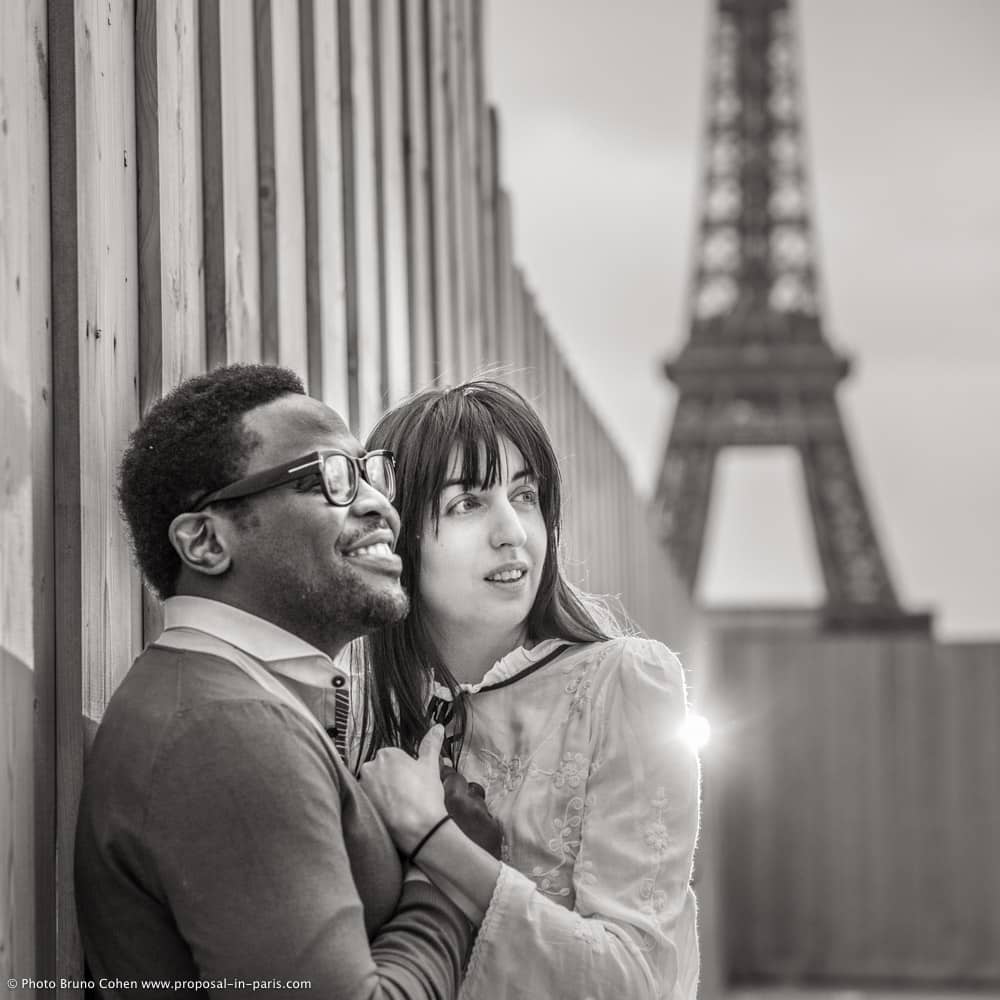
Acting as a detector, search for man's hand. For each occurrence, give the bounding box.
[440,764,504,860]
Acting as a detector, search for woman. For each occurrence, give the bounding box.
[358,380,700,1000]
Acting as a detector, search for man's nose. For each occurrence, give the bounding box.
[351,477,400,532]
[490,499,528,549]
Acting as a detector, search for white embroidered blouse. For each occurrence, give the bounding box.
[450,636,701,1000]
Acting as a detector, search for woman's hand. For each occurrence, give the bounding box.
[360,725,448,854]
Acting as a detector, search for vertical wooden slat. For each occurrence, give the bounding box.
[136,0,204,398]
[457,0,482,376]
[982,646,1000,977]
[198,0,224,368]
[370,0,389,410]
[573,384,594,590]
[201,0,261,366]
[958,643,1000,976]
[46,0,83,987]
[507,265,524,391]
[925,643,964,977]
[444,0,467,379]
[347,0,382,433]
[221,0,261,363]
[471,0,495,364]
[539,320,553,430]
[301,0,349,414]
[494,185,514,368]
[255,0,278,365]
[717,630,757,977]
[521,285,539,404]
[256,0,308,379]
[400,0,434,391]
[336,0,360,426]
[1,3,51,992]
[379,0,411,406]
[429,0,456,382]
[479,105,498,365]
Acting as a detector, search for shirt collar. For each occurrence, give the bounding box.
[162,596,347,687]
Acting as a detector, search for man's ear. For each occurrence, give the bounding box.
[168,512,233,577]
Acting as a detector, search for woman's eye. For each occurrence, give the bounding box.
[513,487,539,505]
[448,496,482,514]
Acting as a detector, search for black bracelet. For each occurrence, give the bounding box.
[408,815,451,864]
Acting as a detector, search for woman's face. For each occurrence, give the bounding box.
[418,437,548,651]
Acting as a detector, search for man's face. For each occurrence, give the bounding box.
[222,394,409,651]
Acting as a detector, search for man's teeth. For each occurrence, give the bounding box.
[487,569,526,582]
[347,541,393,559]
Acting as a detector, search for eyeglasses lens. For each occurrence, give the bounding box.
[365,455,395,501]
[320,453,395,504]
[321,455,354,503]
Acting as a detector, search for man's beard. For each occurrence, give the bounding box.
[267,556,410,652]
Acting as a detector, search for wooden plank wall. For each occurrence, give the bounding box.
[1,3,53,994]
[708,628,1000,987]
[7,1,695,992]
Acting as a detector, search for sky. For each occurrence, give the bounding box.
[485,0,1000,640]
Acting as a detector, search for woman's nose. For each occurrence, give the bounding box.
[490,499,528,549]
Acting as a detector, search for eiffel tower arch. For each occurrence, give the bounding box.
[656,0,929,631]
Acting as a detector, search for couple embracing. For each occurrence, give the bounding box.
[75,364,700,999]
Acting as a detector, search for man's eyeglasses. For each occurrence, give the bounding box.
[191,449,396,511]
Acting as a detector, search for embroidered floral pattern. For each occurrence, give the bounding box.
[479,749,528,797]
[551,751,588,789]
[645,821,670,853]
[637,786,673,940]
[529,793,595,898]
[639,878,668,915]
[564,670,594,717]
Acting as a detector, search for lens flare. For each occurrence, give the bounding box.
[677,712,711,752]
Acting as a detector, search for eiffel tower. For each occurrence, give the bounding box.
[656,0,928,631]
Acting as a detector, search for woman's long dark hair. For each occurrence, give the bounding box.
[357,379,618,765]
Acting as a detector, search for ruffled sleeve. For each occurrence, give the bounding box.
[460,638,701,1000]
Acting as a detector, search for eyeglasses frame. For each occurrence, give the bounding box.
[191,448,396,512]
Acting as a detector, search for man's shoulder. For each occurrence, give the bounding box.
[113,642,271,712]
[90,645,323,784]
[84,645,344,824]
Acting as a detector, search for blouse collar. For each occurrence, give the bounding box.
[431,637,570,701]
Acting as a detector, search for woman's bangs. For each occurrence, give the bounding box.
[494,404,559,497]
[455,401,507,491]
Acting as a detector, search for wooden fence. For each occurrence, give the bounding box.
[1,0,695,993]
[704,626,1000,988]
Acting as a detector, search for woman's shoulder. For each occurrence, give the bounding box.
[575,636,688,713]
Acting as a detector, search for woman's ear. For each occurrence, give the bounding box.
[168,512,232,577]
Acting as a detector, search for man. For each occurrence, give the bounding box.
[75,365,484,998]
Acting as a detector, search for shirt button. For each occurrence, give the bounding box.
[326,726,339,739]
[331,675,346,688]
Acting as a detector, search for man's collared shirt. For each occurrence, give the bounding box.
[161,596,352,759]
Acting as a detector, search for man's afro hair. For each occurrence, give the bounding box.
[118,364,305,599]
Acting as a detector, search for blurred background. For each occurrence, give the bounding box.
[488,0,1000,638]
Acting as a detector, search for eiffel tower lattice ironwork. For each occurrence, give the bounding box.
[656,0,927,630]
